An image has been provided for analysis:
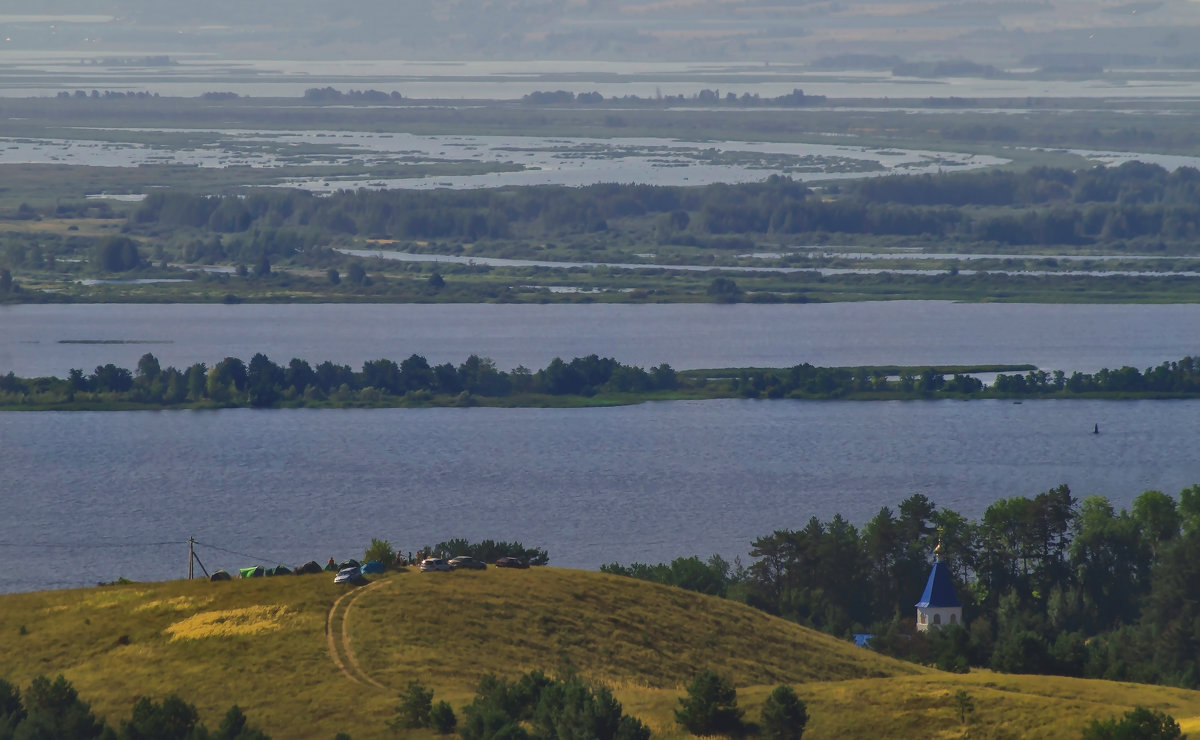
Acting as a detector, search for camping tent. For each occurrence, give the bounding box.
[296,560,323,575]
[361,560,384,574]
[239,565,265,578]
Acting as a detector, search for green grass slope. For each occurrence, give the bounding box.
[1,568,1198,739]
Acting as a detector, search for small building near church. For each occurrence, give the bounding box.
[915,549,962,631]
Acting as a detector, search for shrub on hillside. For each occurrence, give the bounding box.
[429,701,457,735]
[1081,706,1182,739]
[459,671,647,740]
[0,675,270,739]
[760,685,808,740]
[675,669,745,736]
[390,680,433,730]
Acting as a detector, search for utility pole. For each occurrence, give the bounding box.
[189,537,195,580]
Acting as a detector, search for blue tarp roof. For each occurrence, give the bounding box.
[915,561,961,608]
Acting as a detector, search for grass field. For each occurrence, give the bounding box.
[2,568,1199,738]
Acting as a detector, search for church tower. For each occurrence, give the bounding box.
[915,537,962,631]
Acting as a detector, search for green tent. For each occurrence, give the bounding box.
[239,565,265,578]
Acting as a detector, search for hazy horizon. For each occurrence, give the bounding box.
[1,0,1199,67]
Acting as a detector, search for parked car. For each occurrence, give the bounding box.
[333,565,363,584]
[448,555,487,570]
[419,557,452,572]
[494,557,529,569]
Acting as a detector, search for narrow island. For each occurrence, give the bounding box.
[3,351,1199,411]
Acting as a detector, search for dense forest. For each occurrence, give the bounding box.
[7,353,1200,409]
[123,163,1200,258]
[605,483,1200,689]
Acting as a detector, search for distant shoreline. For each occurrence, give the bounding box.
[6,353,1200,411]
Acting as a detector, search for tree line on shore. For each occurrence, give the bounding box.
[0,353,679,408]
[605,483,1200,689]
[5,353,1200,409]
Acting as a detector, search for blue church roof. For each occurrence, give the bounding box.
[915,561,961,608]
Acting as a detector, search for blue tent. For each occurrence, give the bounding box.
[360,560,385,574]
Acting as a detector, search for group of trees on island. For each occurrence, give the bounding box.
[991,356,1200,395]
[0,353,679,408]
[8,353,1200,409]
[123,162,1200,252]
[606,483,1200,690]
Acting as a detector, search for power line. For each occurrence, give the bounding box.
[0,540,182,549]
[191,539,288,565]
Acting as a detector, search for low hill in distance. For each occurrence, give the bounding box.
[1,567,1198,738]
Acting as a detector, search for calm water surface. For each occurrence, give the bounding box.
[2,399,1197,593]
[2,302,1199,378]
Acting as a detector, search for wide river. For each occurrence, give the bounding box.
[2,399,1198,593]
[3,301,1200,378]
[3,300,1199,593]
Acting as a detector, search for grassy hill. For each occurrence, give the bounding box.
[1,567,1198,738]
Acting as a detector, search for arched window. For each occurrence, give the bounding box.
[950,613,958,625]
[933,613,942,625]
[920,612,926,624]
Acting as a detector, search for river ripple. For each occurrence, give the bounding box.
[1,399,1197,592]
[3,301,1200,379]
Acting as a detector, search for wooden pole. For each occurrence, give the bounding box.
[188,537,195,580]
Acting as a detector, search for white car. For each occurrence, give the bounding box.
[419,557,451,572]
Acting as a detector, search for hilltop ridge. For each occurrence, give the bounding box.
[1,567,1198,738]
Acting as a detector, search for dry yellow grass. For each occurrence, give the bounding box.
[165,604,293,641]
[0,568,1197,739]
[348,568,921,702]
